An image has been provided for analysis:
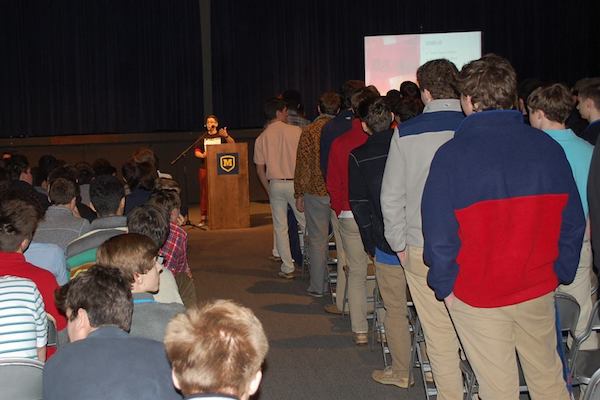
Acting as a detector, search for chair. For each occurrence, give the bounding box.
[370,283,390,366]
[46,313,58,348]
[582,367,600,400]
[572,299,600,386]
[0,358,44,400]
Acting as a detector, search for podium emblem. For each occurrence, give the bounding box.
[217,153,239,175]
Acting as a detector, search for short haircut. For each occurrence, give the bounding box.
[48,177,77,205]
[92,158,117,176]
[90,174,125,217]
[47,165,79,185]
[127,204,170,248]
[457,54,518,111]
[155,178,181,193]
[573,77,600,97]
[37,155,60,184]
[132,147,159,169]
[205,114,219,124]
[579,82,600,110]
[528,83,574,124]
[281,89,303,111]
[122,161,157,191]
[263,97,287,121]
[318,91,342,115]
[164,300,269,396]
[55,265,133,331]
[96,233,158,284]
[416,59,460,100]
[75,162,95,185]
[0,199,40,251]
[351,86,380,115]
[399,81,421,99]
[358,96,392,133]
[148,189,181,213]
[6,154,29,181]
[340,80,366,109]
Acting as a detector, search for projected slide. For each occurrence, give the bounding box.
[365,31,482,93]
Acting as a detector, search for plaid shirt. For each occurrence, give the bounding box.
[161,222,190,274]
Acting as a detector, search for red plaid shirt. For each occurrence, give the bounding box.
[161,222,190,274]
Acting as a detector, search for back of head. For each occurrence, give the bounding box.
[127,204,170,248]
[358,96,392,133]
[92,158,117,177]
[48,177,77,206]
[75,162,95,185]
[0,198,40,252]
[55,265,133,332]
[263,97,287,121]
[132,147,159,170]
[6,154,29,181]
[96,233,158,284]
[148,189,181,213]
[457,54,518,111]
[579,81,600,111]
[155,178,181,194]
[351,86,380,116]
[517,78,544,109]
[37,155,61,185]
[281,89,303,113]
[528,83,574,124]
[122,161,157,191]
[416,59,460,100]
[164,300,269,397]
[90,174,125,217]
[399,81,420,100]
[318,91,342,115]
[341,80,366,109]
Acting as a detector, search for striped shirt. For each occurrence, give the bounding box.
[0,276,48,360]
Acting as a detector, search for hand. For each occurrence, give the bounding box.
[295,196,304,212]
[444,292,456,309]
[397,250,407,265]
[176,213,186,226]
[218,127,229,138]
[194,149,207,159]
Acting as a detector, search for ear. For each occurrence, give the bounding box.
[89,202,97,213]
[421,88,433,104]
[247,370,262,396]
[69,197,77,210]
[360,121,370,134]
[171,370,181,390]
[77,308,91,332]
[18,237,31,253]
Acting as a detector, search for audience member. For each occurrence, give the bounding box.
[5,154,50,213]
[132,147,172,179]
[0,276,47,361]
[33,177,91,249]
[148,189,196,307]
[281,89,310,127]
[349,96,411,387]
[97,233,185,341]
[24,242,69,285]
[43,265,182,400]
[127,204,184,305]
[577,78,600,144]
[381,58,464,399]
[92,158,117,177]
[164,300,268,400]
[294,91,341,297]
[517,77,544,124]
[123,160,157,214]
[566,78,599,137]
[35,154,61,194]
[254,97,306,279]
[529,83,599,350]
[75,161,95,206]
[422,54,584,399]
[47,165,97,222]
[326,86,378,344]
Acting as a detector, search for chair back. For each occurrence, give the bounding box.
[556,292,580,338]
[46,313,57,348]
[583,367,600,400]
[0,358,44,400]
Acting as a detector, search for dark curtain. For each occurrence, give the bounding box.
[0,0,203,137]
[211,0,599,129]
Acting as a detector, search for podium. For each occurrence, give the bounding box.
[205,142,250,229]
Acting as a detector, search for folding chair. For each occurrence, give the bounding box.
[572,299,600,386]
[582,367,600,400]
[370,283,391,367]
[46,313,58,348]
[407,299,438,399]
[0,358,44,400]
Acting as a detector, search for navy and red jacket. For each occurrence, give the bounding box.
[422,110,585,308]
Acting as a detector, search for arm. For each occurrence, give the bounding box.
[348,153,376,257]
[256,164,269,195]
[219,128,235,143]
[294,129,311,198]
[194,148,207,158]
[422,152,461,300]
[33,288,48,361]
[380,131,408,253]
[326,139,344,216]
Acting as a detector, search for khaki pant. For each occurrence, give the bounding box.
[375,261,410,377]
[449,292,569,400]
[405,246,463,400]
[330,210,347,311]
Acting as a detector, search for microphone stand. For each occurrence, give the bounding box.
[171,136,206,230]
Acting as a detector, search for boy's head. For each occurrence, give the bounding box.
[578,81,600,123]
[358,96,393,134]
[317,91,342,116]
[457,54,518,115]
[127,204,170,248]
[416,59,460,103]
[55,265,133,342]
[350,86,380,116]
[90,174,125,217]
[527,83,574,129]
[164,300,268,400]
[48,177,77,208]
[148,189,181,223]
[263,97,288,122]
[340,80,366,109]
[0,198,40,252]
[6,154,32,184]
[96,233,161,293]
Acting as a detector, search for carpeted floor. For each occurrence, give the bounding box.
[186,202,424,400]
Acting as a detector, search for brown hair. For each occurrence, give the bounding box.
[0,199,40,251]
[148,189,181,213]
[96,233,158,283]
[528,83,574,123]
[318,91,342,115]
[164,300,269,396]
[55,265,133,331]
[350,86,380,115]
[48,177,77,205]
[416,59,460,100]
[457,54,518,111]
[155,178,181,193]
[358,96,392,133]
[579,82,600,110]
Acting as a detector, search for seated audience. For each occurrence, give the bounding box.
[75,161,95,206]
[97,233,184,341]
[24,242,69,285]
[43,265,182,400]
[0,198,66,341]
[164,300,268,400]
[92,158,117,177]
[127,204,183,305]
[35,154,61,194]
[0,276,47,361]
[33,177,91,249]
[47,165,96,222]
[148,189,196,307]
[5,154,49,213]
[123,160,157,214]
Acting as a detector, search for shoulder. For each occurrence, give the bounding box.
[399,111,464,138]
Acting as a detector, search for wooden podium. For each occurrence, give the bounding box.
[205,142,250,229]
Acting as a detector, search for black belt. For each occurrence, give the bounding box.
[274,178,294,181]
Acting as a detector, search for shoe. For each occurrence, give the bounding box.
[353,332,368,345]
[371,367,414,388]
[306,290,324,298]
[277,271,295,280]
[323,303,342,315]
[268,255,282,262]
